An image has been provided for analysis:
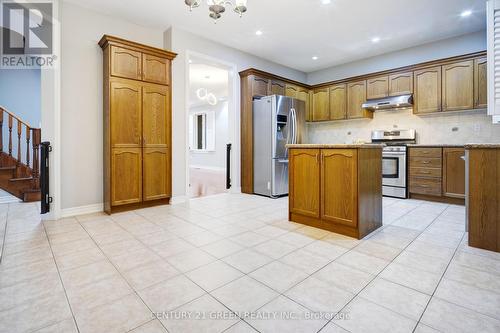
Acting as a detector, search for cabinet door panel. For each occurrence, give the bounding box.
[329,84,346,120]
[110,79,142,147]
[285,84,298,98]
[110,46,142,80]
[252,76,269,97]
[312,88,330,121]
[270,80,285,95]
[111,148,142,205]
[143,148,170,201]
[143,54,169,85]
[321,149,357,227]
[389,72,413,96]
[347,81,368,119]
[297,87,311,122]
[367,76,389,99]
[443,148,466,199]
[443,60,474,111]
[474,58,487,109]
[143,84,170,148]
[414,67,442,114]
[289,149,320,218]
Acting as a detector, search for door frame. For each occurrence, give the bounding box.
[184,50,240,198]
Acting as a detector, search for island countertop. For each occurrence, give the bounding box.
[286,144,384,149]
[464,143,500,149]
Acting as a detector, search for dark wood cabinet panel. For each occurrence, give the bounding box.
[329,84,347,120]
[389,72,413,96]
[367,76,389,99]
[270,80,285,95]
[442,60,474,111]
[443,148,465,199]
[143,148,170,201]
[143,54,169,85]
[312,88,330,121]
[142,84,170,148]
[110,79,142,148]
[289,149,320,218]
[474,58,487,109]
[347,80,370,119]
[111,148,142,206]
[252,76,269,97]
[414,66,442,114]
[110,46,142,80]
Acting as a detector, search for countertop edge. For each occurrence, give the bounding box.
[464,144,500,149]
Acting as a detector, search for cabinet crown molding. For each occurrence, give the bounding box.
[99,35,177,60]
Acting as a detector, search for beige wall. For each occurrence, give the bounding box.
[60,2,165,209]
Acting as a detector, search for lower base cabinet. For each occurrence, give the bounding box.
[143,148,171,201]
[289,147,382,239]
[111,148,143,206]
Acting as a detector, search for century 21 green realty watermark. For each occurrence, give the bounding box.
[1,0,56,69]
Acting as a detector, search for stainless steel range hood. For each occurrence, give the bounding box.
[362,94,413,111]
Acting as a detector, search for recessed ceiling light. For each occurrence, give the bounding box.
[461,10,472,17]
[312,56,319,60]
[321,0,331,4]
[255,30,263,36]
[371,37,381,43]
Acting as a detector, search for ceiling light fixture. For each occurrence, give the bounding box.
[185,0,247,22]
[321,0,331,4]
[371,37,381,43]
[460,9,472,17]
[255,30,263,36]
[312,56,319,60]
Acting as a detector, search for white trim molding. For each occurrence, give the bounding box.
[170,195,189,205]
[61,203,103,218]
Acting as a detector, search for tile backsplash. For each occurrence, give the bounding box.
[307,109,500,144]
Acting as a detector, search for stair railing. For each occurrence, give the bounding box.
[0,106,41,188]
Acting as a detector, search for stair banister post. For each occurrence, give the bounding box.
[8,114,12,156]
[32,128,41,189]
[26,125,30,168]
[17,120,21,169]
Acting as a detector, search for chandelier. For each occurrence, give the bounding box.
[184,0,248,22]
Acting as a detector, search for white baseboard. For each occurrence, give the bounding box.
[170,195,189,205]
[61,203,103,218]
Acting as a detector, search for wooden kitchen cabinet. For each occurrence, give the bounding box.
[389,72,413,96]
[289,146,382,239]
[285,84,298,98]
[347,80,371,119]
[321,149,357,227]
[110,46,142,80]
[111,148,142,206]
[329,84,347,120]
[367,76,389,99]
[414,66,442,114]
[474,58,487,109]
[443,148,466,199]
[297,87,312,122]
[110,79,142,148]
[270,80,285,95]
[312,87,330,121]
[142,54,169,85]
[252,76,270,97]
[143,148,170,201]
[442,60,474,111]
[289,149,320,218]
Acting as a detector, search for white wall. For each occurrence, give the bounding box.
[60,2,165,209]
[307,31,487,85]
[165,27,306,199]
[189,102,228,170]
[308,109,500,145]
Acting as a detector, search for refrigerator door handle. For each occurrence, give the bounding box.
[291,108,297,144]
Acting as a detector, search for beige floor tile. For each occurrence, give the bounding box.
[129,320,167,333]
[253,239,298,259]
[0,245,54,268]
[149,238,196,258]
[421,297,500,333]
[224,321,259,333]
[0,258,57,288]
[211,224,248,237]
[75,294,151,333]
[280,248,331,274]
[186,261,243,291]
[276,232,316,247]
[223,249,273,273]
[60,260,118,289]
[211,276,278,313]
[413,323,441,333]
[295,226,331,240]
[166,248,216,272]
[359,277,430,320]
[183,231,222,247]
[250,261,308,293]
[285,276,354,313]
[405,240,456,261]
[55,246,106,271]
[138,275,205,313]
[353,240,402,261]
[302,240,348,260]
[50,237,98,257]
[35,318,78,333]
[337,296,417,333]
[99,239,146,258]
[0,292,72,333]
[110,248,161,272]
[161,294,238,333]
[248,296,327,333]
[336,251,389,275]
[367,231,413,250]
[48,229,91,245]
[453,251,500,276]
[201,239,244,258]
[92,230,135,246]
[319,322,350,333]
[253,225,290,238]
[434,278,500,320]
[66,274,133,314]
[230,231,270,247]
[444,261,500,293]
[313,262,374,294]
[321,233,361,249]
[393,250,450,275]
[380,262,442,295]
[122,260,179,291]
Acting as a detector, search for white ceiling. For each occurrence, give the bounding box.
[188,59,229,107]
[68,0,487,72]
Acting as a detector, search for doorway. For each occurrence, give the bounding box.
[186,53,234,198]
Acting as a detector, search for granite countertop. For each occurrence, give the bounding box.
[286,144,384,149]
[464,143,500,149]
[407,144,465,148]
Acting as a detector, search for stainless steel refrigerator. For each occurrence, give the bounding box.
[253,95,306,198]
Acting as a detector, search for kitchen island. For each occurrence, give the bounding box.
[287,144,384,239]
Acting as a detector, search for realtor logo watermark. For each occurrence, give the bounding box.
[1,0,56,68]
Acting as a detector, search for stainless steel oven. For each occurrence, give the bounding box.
[372,129,416,199]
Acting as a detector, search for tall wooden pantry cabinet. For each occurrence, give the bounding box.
[99,35,177,214]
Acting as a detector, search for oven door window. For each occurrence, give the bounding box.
[383,157,399,179]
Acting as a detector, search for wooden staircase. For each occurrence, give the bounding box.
[0,107,41,202]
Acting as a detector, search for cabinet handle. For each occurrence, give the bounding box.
[422,161,430,164]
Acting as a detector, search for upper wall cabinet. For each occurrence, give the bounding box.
[474,57,487,109]
[366,76,388,99]
[270,80,286,95]
[142,54,170,85]
[312,87,330,121]
[252,76,270,97]
[414,66,442,114]
[442,60,474,112]
[347,80,370,119]
[297,87,312,122]
[329,84,347,120]
[285,84,299,99]
[389,72,413,96]
[110,46,142,80]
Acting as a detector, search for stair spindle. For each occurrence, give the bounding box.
[8,114,12,156]
[26,125,30,167]
[0,108,3,153]
[17,120,22,165]
[32,128,41,189]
